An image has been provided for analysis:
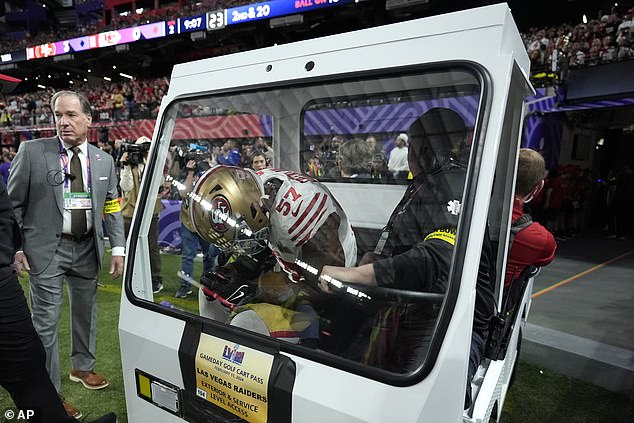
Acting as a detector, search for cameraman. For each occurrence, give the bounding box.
[119,136,164,294]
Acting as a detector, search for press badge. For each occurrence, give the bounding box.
[64,192,92,210]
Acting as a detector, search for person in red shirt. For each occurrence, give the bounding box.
[543,166,565,237]
[505,148,557,287]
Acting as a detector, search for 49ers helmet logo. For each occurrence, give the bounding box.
[210,195,231,232]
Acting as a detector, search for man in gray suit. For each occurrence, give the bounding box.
[8,90,125,419]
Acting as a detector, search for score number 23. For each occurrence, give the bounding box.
[208,11,226,30]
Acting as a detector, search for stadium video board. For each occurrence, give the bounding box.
[26,22,166,60]
[226,0,354,25]
[4,0,354,64]
[1,50,27,65]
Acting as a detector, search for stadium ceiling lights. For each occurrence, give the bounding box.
[120,72,134,80]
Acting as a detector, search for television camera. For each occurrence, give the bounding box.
[175,143,212,173]
[118,141,151,167]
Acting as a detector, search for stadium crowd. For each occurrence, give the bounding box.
[0,2,632,241]
[1,0,633,76]
[2,0,633,144]
[0,0,247,52]
[521,7,634,72]
[0,76,169,129]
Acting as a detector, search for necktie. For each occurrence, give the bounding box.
[70,146,87,238]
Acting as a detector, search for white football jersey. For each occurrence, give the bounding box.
[256,168,357,272]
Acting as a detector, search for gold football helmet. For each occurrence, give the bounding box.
[190,165,270,255]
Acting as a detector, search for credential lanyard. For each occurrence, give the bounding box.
[374,181,426,255]
[59,139,91,192]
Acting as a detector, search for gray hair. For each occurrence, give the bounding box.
[339,139,373,175]
[50,90,92,117]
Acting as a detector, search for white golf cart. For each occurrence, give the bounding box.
[120,4,534,422]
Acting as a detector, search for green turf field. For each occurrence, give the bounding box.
[1,252,633,422]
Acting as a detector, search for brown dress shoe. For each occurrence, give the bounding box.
[63,401,82,419]
[69,369,109,390]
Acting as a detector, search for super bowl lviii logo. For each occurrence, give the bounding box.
[211,195,231,232]
[222,343,245,365]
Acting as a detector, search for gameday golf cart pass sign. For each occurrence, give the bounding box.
[195,333,274,423]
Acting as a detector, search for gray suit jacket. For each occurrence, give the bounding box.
[8,137,125,275]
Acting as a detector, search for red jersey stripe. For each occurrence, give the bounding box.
[297,208,329,246]
[288,192,321,234]
[291,194,328,242]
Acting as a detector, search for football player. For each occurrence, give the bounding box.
[187,165,357,346]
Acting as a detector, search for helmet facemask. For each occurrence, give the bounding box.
[190,165,270,256]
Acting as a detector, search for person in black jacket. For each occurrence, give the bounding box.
[0,178,116,423]
[319,108,494,407]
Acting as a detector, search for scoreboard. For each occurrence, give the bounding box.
[1,0,354,65]
[166,12,225,35]
[227,0,350,25]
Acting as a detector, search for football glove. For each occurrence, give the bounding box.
[200,266,255,307]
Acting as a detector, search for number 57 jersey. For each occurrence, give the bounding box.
[256,168,357,270]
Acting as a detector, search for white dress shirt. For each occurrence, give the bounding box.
[61,140,93,235]
[60,139,124,256]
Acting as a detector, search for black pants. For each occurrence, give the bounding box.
[0,267,74,423]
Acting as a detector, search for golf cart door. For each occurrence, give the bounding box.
[119,4,532,423]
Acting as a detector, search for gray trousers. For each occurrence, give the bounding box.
[29,236,99,393]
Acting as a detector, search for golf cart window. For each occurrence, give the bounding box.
[135,66,483,379]
[300,80,479,184]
